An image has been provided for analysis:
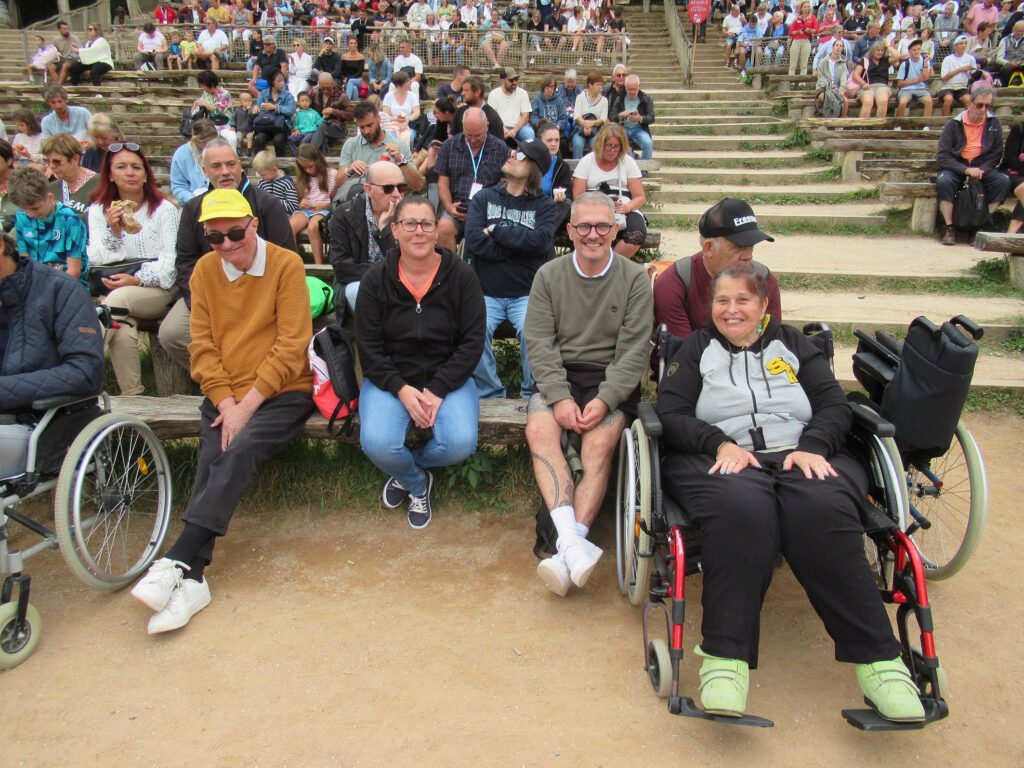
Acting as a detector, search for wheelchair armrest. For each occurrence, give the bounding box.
[637,401,663,438]
[849,400,895,439]
[31,393,101,412]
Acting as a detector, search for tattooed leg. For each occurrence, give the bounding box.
[526,410,576,513]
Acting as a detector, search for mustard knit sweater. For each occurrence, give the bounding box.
[188,241,313,406]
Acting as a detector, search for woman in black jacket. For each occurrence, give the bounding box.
[355,197,486,530]
[654,263,925,724]
[999,120,1024,233]
[538,122,573,243]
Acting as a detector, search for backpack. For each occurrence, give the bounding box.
[308,322,360,437]
[822,85,844,118]
[306,276,333,319]
[952,177,990,232]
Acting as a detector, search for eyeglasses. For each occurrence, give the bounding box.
[205,219,253,243]
[570,222,614,236]
[108,142,141,153]
[395,219,437,232]
[369,182,409,194]
[509,150,526,161]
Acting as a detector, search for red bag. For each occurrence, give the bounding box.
[308,323,359,436]
[358,83,370,98]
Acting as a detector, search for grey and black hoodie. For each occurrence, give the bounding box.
[656,318,851,458]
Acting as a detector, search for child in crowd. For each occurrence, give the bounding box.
[235,91,256,156]
[288,90,325,155]
[168,30,184,70]
[289,144,337,265]
[253,149,299,215]
[27,35,58,84]
[8,166,87,284]
[181,28,199,70]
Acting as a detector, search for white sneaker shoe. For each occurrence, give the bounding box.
[147,578,211,634]
[131,558,186,612]
[537,552,571,596]
[562,538,603,588]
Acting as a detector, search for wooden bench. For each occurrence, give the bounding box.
[110,394,528,444]
[785,92,1024,120]
[823,137,940,182]
[973,231,1024,288]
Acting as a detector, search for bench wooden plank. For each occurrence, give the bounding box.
[973,232,1024,254]
[111,394,528,444]
[878,182,936,198]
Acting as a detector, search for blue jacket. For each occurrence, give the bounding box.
[0,258,104,413]
[464,182,557,298]
[367,56,393,87]
[255,87,297,130]
[170,142,208,205]
[530,91,569,132]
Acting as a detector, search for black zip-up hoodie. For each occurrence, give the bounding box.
[355,246,486,398]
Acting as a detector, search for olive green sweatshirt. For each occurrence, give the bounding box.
[524,251,654,411]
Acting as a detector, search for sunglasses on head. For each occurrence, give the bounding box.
[108,142,141,153]
[370,182,409,194]
[205,220,253,243]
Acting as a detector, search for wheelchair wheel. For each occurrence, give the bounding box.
[863,433,908,585]
[617,421,653,606]
[905,421,987,581]
[0,601,41,670]
[647,637,672,698]
[54,414,173,591]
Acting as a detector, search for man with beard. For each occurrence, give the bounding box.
[464,138,556,399]
[450,75,504,138]
[338,101,424,197]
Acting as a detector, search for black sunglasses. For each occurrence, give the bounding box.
[369,182,409,194]
[205,220,253,243]
[108,142,141,153]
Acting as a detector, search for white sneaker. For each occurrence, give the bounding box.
[537,553,571,596]
[562,538,603,588]
[529,56,535,65]
[131,558,186,612]
[147,578,211,634]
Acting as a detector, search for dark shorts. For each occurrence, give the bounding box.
[529,362,641,419]
[937,87,970,102]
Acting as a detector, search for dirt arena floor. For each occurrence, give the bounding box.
[2,412,1021,767]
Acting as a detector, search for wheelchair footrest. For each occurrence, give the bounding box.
[842,697,949,731]
[668,696,774,728]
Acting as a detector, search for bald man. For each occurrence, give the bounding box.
[435,107,509,250]
[306,72,354,154]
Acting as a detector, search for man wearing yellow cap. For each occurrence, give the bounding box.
[130,189,314,634]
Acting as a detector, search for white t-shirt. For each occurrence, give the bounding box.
[574,91,608,123]
[487,86,531,129]
[197,28,230,53]
[940,51,977,89]
[723,14,745,36]
[138,30,166,53]
[393,52,424,74]
[572,152,642,194]
[382,88,420,119]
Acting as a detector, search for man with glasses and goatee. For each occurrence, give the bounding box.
[328,160,407,317]
[131,188,313,635]
[525,191,653,597]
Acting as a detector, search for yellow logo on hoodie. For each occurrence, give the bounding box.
[766,357,797,383]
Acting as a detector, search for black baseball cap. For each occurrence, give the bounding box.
[698,198,774,247]
[515,137,551,174]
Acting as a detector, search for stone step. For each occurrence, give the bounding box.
[783,290,1024,330]
[651,134,790,150]
[657,150,813,168]
[651,122,791,136]
[647,202,888,228]
[654,183,874,204]
[644,88,767,101]
[654,102,777,115]
[659,165,837,184]
[651,115,786,125]
[832,345,1024,392]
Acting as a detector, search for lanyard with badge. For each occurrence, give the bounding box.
[466,138,484,199]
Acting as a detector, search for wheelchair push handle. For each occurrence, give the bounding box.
[950,315,984,341]
[910,316,942,340]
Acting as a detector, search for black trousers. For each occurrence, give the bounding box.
[68,61,111,87]
[309,120,347,155]
[254,127,289,157]
[181,390,314,564]
[661,449,901,669]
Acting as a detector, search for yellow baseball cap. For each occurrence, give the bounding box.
[198,188,253,222]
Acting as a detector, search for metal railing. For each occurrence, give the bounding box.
[665,0,692,87]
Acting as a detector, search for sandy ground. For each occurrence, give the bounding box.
[2,412,1022,768]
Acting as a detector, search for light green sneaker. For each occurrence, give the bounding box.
[856,658,927,723]
[695,645,749,717]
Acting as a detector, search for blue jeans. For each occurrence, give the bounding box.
[623,123,653,160]
[473,295,533,399]
[514,124,535,142]
[359,377,479,497]
[442,43,465,66]
[345,77,362,100]
[572,130,595,159]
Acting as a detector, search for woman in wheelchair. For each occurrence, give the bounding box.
[654,263,925,724]
[0,231,104,479]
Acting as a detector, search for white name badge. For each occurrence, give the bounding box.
[469,182,483,199]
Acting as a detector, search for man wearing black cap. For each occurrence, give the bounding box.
[653,198,781,339]
[465,138,556,399]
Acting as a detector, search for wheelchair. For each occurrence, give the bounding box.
[615,320,966,730]
[1,358,173,669]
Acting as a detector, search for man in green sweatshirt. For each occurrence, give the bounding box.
[524,191,654,597]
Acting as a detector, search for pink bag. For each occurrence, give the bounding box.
[846,57,869,99]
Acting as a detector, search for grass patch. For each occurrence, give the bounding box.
[778,128,811,149]
[778,271,1024,298]
[771,97,790,117]
[804,145,834,162]
[964,388,1024,417]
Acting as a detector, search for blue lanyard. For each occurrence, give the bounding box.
[466,139,483,181]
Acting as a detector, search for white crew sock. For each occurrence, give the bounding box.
[574,522,589,539]
[549,506,578,550]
